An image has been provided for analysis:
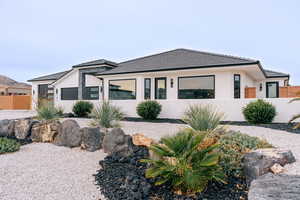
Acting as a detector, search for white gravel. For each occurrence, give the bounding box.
[0,110,36,120]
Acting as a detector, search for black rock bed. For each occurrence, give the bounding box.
[94,146,248,200]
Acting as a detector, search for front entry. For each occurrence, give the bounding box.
[266,82,279,98]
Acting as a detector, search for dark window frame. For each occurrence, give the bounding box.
[61,87,79,100]
[266,82,279,98]
[234,74,241,99]
[177,75,215,99]
[144,78,151,100]
[155,77,167,99]
[109,79,137,100]
[83,86,99,100]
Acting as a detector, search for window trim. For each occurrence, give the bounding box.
[144,78,151,100]
[108,78,137,100]
[155,77,167,100]
[61,87,79,100]
[234,74,241,99]
[177,75,215,99]
[83,86,99,100]
[266,81,279,98]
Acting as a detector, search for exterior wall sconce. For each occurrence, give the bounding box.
[100,86,103,93]
[259,83,263,91]
[33,90,35,95]
[56,89,58,94]
[170,78,174,88]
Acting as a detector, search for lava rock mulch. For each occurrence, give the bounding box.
[0,136,32,146]
[94,146,249,200]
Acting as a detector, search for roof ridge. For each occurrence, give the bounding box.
[178,48,258,62]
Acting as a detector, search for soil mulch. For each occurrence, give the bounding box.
[94,146,248,200]
[0,136,32,146]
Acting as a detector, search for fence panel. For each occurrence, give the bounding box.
[0,95,31,110]
[280,86,300,98]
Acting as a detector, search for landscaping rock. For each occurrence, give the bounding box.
[53,119,82,147]
[102,128,134,156]
[31,121,61,142]
[14,119,37,139]
[0,119,15,137]
[80,127,104,152]
[270,163,284,174]
[248,173,300,200]
[132,133,154,147]
[242,148,296,183]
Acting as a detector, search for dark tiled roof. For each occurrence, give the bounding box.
[72,59,118,68]
[264,69,289,78]
[98,48,258,75]
[28,70,71,82]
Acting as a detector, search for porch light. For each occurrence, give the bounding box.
[259,83,263,91]
[170,78,174,88]
[33,90,35,95]
[56,89,58,94]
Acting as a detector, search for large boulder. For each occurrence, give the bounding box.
[80,127,104,152]
[14,119,37,139]
[132,133,154,148]
[53,119,82,147]
[103,128,134,156]
[31,120,61,142]
[242,148,296,183]
[0,119,15,137]
[248,173,300,200]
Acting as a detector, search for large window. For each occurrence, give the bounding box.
[61,87,78,100]
[155,77,167,99]
[109,79,136,100]
[144,78,151,100]
[234,74,241,99]
[266,82,279,98]
[83,86,99,100]
[178,75,215,99]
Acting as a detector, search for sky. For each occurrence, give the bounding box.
[0,0,299,84]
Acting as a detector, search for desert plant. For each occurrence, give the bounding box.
[91,101,125,129]
[289,93,300,129]
[217,131,272,177]
[36,104,60,120]
[243,99,276,124]
[72,101,94,117]
[136,100,162,120]
[0,137,20,154]
[182,104,224,132]
[142,130,224,195]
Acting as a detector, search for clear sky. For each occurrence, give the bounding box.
[0,0,299,84]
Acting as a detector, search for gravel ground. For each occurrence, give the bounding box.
[0,110,36,120]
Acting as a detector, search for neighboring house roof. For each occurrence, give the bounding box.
[72,59,118,68]
[98,48,259,75]
[264,69,289,78]
[28,70,71,82]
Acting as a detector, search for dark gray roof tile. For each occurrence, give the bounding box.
[28,70,71,82]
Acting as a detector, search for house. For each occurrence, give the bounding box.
[28,48,295,121]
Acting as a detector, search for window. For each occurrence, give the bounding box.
[109,79,136,100]
[61,87,78,100]
[144,78,151,99]
[84,87,99,100]
[178,76,215,99]
[38,84,48,99]
[266,82,279,98]
[155,77,167,99]
[234,74,241,99]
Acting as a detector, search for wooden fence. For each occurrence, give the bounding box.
[245,87,256,98]
[0,95,31,110]
[279,86,300,98]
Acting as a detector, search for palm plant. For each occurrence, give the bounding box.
[91,101,125,129]
[182,104,224,132]
[289,92,300,129]
[142,129,225,195]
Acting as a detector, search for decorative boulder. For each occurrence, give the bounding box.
[132,133,154,147]
[248,173,300,200]
[242,148,296,183]
[0,119,15,137]
[31,120,61,142]
[14,119,37,139]
[80,127,104,152]
[53,119,82,147]
[103,128,134,156]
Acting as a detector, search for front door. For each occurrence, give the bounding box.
[266,82,279,98]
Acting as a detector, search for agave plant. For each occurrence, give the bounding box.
[91,101,125,129]
[182,104,224,132]
[289,93,300,129]
[142,129,225,195]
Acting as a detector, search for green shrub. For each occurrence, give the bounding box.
[136,100,162,120]
[218,131,273,177]
[37,104,60,120]
[243,99,276,124]
[91,101,125,128]
[72,101,94,117]
[142,130,224,195]
[0,137,20,154]
[182,104,224,131]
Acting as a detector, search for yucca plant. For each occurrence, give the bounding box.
[91,101,125,129]
[36,103,60,120]
[142,129,225,195]
[182,104,224,132]
[289,92,300,129]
